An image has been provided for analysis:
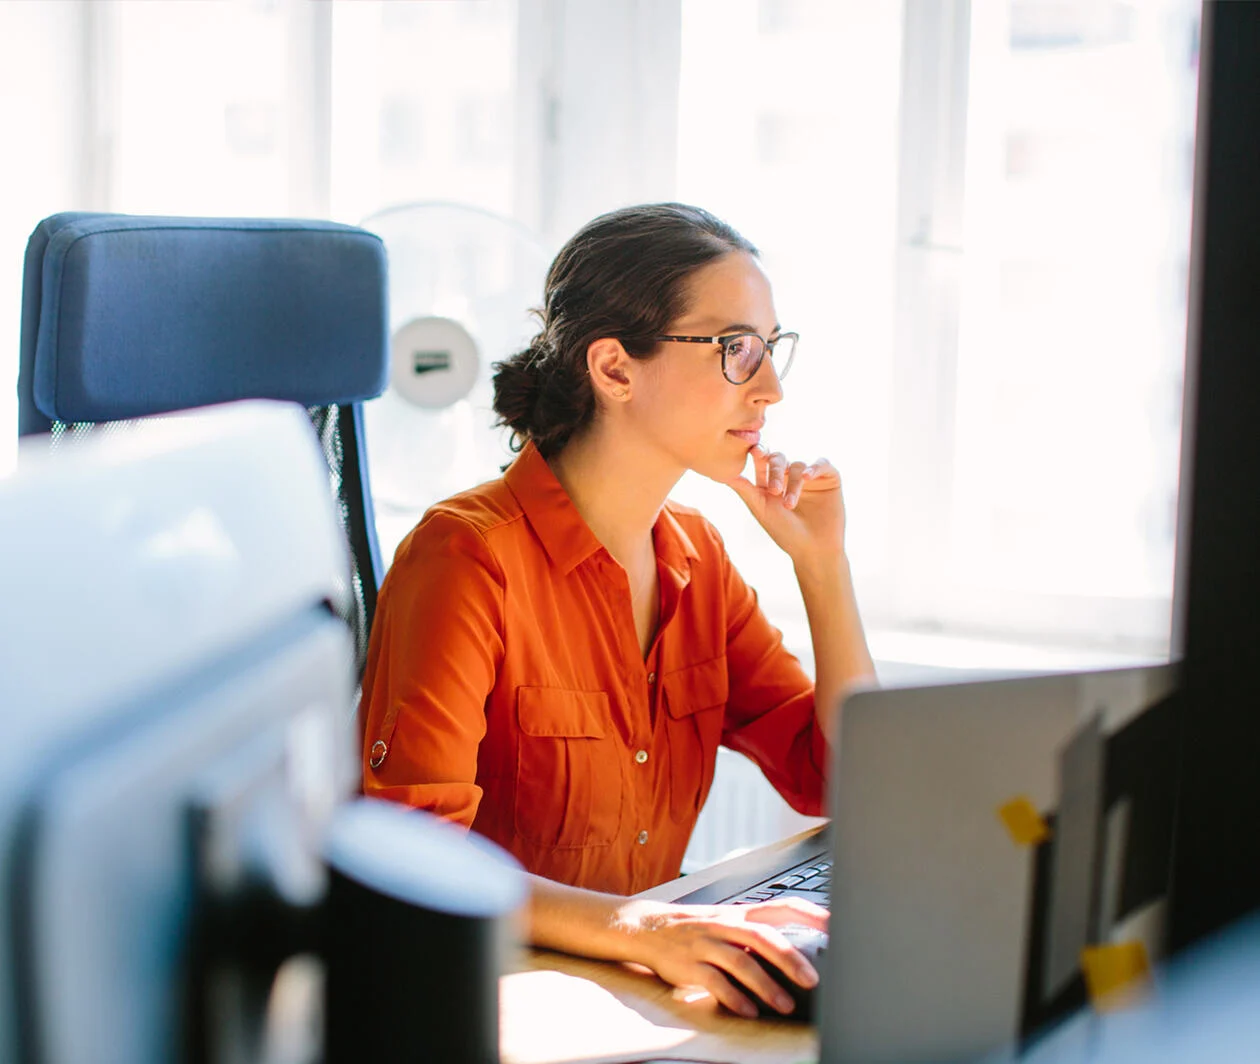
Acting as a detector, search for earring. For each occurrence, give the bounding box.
[613,388,627,398]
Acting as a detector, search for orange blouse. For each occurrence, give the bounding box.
[359,441,827,895]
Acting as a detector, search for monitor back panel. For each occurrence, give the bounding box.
[821,665,1176,1064]
[16,613,353,1064]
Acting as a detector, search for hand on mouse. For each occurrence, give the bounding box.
[613,895,827,1019]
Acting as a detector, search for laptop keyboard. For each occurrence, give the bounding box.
[723,856,832,908]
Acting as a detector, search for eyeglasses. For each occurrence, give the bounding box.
[652,331,799,385]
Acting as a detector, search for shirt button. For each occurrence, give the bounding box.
[369,740,388,769]
[637,830,649,845]
[635,749,649,764]
[647,672,656,684]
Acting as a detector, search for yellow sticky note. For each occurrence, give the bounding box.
[997,796,1050,846]
[1081,942,1152,1011]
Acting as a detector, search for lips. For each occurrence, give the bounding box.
[728,427,762,446]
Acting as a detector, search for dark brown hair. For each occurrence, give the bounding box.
[492,202,757,457]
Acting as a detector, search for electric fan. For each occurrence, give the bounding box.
[359,202,552,566]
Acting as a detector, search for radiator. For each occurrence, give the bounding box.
[681,747,826,874]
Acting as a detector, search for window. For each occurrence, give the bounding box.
[671,0,1199,661]
[938,0,1197,652]
[2,0,1201,666]
[109,0,297,216]
[328,0,518,224]
[0,1,94,472]
[672,0,903,655]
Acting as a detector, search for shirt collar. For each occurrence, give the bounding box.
[504,441,604,574]
[503,440,701,578]
[655,502,701,581]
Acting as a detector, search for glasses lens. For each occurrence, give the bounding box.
[769,334,797,380]
[723,334,765,383]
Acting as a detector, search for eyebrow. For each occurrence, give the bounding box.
[710,322,782,336]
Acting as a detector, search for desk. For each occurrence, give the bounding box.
[500,825,828,1064]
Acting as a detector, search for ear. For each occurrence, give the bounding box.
[586,337,634,403]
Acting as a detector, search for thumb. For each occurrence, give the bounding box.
[726,474,763,510]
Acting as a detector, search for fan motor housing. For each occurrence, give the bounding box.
[391,316,481,409]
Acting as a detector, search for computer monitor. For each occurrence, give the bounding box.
[820,665,1178,1063]
[0,402,356,1064]
[2,400,526,1064]
[1166,0,1260,952]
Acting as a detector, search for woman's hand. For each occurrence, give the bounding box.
[614,895,827,1018]
[725,444,847,567]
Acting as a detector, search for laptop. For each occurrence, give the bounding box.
[678,664,1178,1063]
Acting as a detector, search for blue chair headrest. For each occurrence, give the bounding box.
[20,213,389,429]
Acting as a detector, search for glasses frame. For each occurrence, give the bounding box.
[652,331,799,385]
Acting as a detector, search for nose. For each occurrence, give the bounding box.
[747,349,784,404]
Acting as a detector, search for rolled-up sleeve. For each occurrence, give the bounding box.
[358,509,505,826]
[720,546,828,817]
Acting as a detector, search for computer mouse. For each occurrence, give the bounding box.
[729,924,827,1022]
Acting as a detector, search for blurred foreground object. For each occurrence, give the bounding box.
[981,912,1260,1063]
[0,402,524,1064]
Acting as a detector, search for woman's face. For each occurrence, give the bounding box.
[628,250,784,482]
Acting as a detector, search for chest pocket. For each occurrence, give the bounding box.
[662,656,729,824]
[515,686,623,849]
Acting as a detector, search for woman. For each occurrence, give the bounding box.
[359,202,875,1018]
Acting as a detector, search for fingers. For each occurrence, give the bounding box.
[748,447,839,510]
[701,943,795,1017]
[725,473,759,506]
[745,895,830,932]
[647,914,817,1017]
[707,921,821,1001]
[749,446,790,497]
[781,461,809,508]
[767,452,789,495]
[750,444,771,490]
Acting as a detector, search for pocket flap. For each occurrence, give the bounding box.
[663,656,729,718]
[518,687,610,738]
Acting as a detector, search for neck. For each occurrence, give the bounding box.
[547,424,682,568]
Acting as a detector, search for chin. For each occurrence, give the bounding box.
[692,448,749,484]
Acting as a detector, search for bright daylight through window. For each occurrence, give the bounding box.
[0,0,1198,665]
[672,0,1198,668]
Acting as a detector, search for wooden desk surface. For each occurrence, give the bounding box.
[500,825,827,1064]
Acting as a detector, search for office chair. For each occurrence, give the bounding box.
[17,212,389,675]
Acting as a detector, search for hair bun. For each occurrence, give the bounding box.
[491,340,547,445]
[523,333,554,367]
